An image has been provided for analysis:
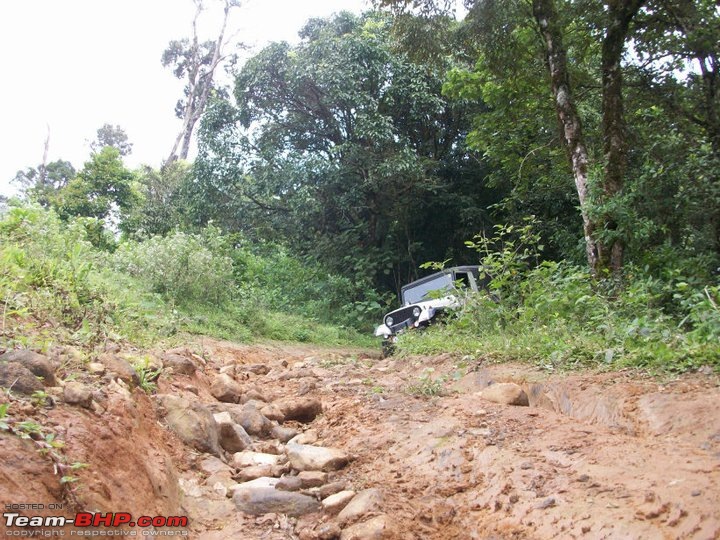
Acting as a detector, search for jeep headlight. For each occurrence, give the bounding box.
[385,316,394,326]
[412,307,421,317]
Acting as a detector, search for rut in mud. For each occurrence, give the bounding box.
[1,339,719,539]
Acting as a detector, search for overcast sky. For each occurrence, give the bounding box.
[0,0,369,197]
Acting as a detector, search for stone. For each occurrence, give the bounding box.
[276,397,323,423]
[286,443,349,472]
[298,471,328,488]
[199,456,233,476]
[162,353,196,375]
[317,522,342,540]
[271,424,298,443]
[0,350,57,386]
[322,490,356,514]
[235,465,287,482]
[253,440,283,455]
[239,364,271,376]
[98,353,140,386]
[340,515,394,540]
[0,362,44,394]
[232,451,284,468]
[297,379,317,396]
[276,476,303,492]
[213,412,252,453]
[337,489,382,525]
[318,481,348,500]
[261,403,285,422]
[157,394,221,456]
[289,429,319,445]
[232,487,321,516]
[206,402,272,437]
[211,373,244,403]
[87,362,106,375]
[477,382,529,407]
[230,477,280,495]
[244,388,268,403]
[63,382,93,408]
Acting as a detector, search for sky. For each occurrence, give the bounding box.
[0,0,369,197]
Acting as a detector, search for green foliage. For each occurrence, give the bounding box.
[113,228,235,306]
[132,357,162,394]
[406,368,447,396]
[0,205,374,351]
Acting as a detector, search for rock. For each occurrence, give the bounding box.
[63,382,93,408]
[276,397,323,423]
[340,515,394,540]
[162,353,196,375]
[298,471,328,488]
[322,490,356,514]
[232,451,284,468]
[286,444,349,472]
[0,362,44,394]
[232,486,321,516]
[244,388,268,403]
[253,440,283,455]
[337,489,382,525]
[1,350,57,386]
[211,373,244,403]
[87,362,106,375]
[261,403,285,422]
[297,379,317,396]
[536,497,556,509]
[234,463,288,481]
[98,353,140,386]
[289,429,319,445]
[230,477,280,495]
[239,364,271,376]
[157,394,221,456]
[271,424,298,443]
[276,476,304,492]
[318,481,348,500]
[199,456,233,476]
[206,402,272,437]
[214,412,252,453]
[478,382,529,407]
[317,522,342,540]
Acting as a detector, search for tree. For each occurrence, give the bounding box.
[163,0,242,163]
[54,147,135,224]
[91,124,133,156]
[13,160,76,207]
[197,11,494,289]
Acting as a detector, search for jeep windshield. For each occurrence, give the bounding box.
[401,273,454,305]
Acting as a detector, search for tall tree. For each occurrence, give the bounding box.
[91,124,133,156]
[13,159,76,208]
[163,0,242,163]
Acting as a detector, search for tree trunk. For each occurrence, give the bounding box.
[532,0,600,274]
[168,0,236,163]
[599,0,646,274]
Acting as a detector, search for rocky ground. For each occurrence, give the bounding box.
[1,338,719,539]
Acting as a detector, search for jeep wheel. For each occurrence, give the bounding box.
[381,339,395,358]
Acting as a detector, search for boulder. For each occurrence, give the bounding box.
[276,476,303,492]
[0,350,56,386]
[261,403,285,422]
[98,353,139,386]
[270,424,298,443]
[340,515,395,540]
[318,481,349,500]
[211,373,244,403]
[478,382,529,407]
[276,397,322,423]
[213,412,252,453]
[206,402,272,437]
[338,489,382,525]
[157,394,221,456]
[322,490,356,514]
[63,382,93,408]
[232,486,321,516]
[0,362,44,394]
[297,471,328,488]
[286,443,349,472]
[232,451,284,468]
[162,353,196,376]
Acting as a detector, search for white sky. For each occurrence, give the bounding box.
[0,0,369,197]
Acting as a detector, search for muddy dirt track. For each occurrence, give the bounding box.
[1,339,719,539]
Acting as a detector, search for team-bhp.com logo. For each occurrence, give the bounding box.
[3,510,189,536]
